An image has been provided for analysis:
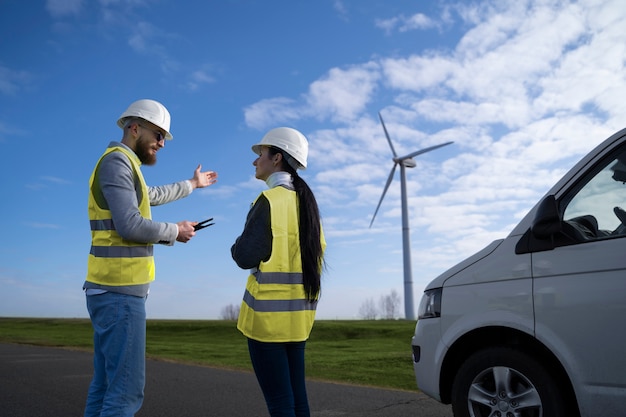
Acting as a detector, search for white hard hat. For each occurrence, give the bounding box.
[117,99,173,140]
[252,127,309,170]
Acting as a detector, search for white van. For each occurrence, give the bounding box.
[411,128,626,417]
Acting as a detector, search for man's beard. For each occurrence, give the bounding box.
[135,137,157,165]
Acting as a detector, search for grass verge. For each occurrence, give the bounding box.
[0,318,418,391]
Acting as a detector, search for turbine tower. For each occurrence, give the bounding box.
[369,112,452,320]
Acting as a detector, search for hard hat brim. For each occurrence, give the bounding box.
[251,143,306,170]
[117,116,173,140]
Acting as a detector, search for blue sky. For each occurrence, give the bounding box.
[1,0,625,320]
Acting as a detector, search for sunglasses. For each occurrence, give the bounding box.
[138,123,165,142]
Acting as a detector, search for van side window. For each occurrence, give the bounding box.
[562,151,626,241]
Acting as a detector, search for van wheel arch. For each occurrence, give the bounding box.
[439,327,580,417]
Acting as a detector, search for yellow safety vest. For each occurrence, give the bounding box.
[86,146,155,286]
[237,186,325,343]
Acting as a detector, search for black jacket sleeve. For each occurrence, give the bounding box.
[231,195,272,269]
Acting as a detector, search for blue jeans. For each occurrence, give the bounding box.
[84,292,147,417]
[247,339,310,417]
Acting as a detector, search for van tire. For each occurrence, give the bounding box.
[451,347,567,417]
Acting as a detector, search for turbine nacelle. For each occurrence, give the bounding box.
[396,157,416,168]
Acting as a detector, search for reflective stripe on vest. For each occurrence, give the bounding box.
[86,146,155,286]
[89,245,153,258]
[237,186,324,343]
[242,290,318,312]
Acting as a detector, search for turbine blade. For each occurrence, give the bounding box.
[378,112,398,158]
[370,163,398,228]
[399,141,453,160]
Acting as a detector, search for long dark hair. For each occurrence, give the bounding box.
[268,146,324,302]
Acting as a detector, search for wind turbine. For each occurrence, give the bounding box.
[370,112,453,320]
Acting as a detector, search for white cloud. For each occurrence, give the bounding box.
[332,0,348,20]
[401,13,437,32]
[306,64,381,123]
[186,70,216,91]
[0,65,32,96]
[381,55,454,92]
[243,64,381,130]
[127,21,156,53]
[244,97,301,130]
[40,176,71,185]
[46,0,83,18]
[0,121,27,143]
[375,13,437,35]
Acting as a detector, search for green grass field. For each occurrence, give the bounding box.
[0,318,419,391]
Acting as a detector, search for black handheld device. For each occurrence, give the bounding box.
[194,218,214,231]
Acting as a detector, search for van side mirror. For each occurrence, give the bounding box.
[530,195,562,238]
[515,195,562,254]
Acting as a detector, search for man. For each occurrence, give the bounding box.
[83,99,217,417]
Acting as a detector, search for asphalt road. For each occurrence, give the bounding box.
[0,343,452,417]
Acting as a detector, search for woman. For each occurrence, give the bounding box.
[231,127,326,417]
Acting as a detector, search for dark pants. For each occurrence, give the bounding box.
[247,339,310,417]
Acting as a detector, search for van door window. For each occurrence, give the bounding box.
[562,150,626,240]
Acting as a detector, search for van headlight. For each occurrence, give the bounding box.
[418,288,442,319]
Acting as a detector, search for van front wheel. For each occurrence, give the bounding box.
[451,347,567,417]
